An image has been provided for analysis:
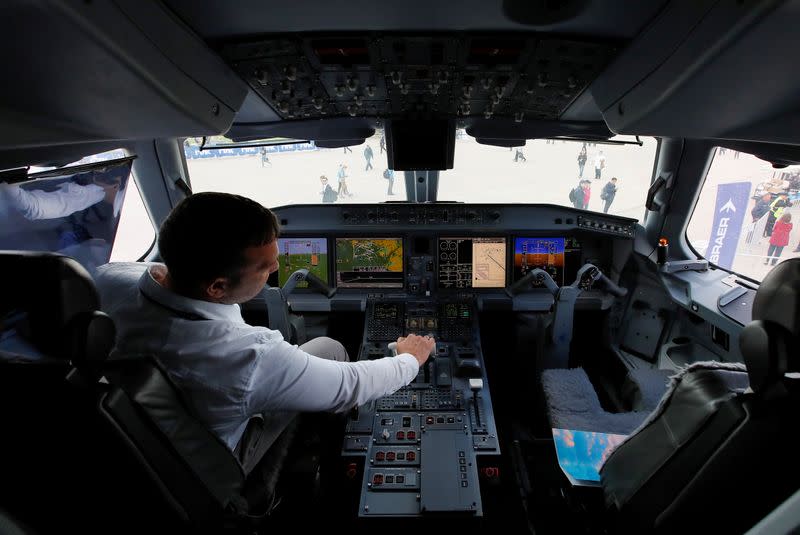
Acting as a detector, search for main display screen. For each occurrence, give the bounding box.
[513,237,582,286]
[438,237,506,289]
[336,238,404,288]
[277,238,329,287]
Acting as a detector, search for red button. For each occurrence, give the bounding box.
[406,451,416,461]
[376,451,385,461]
[373,474,384,485]
[407,431,416,440]
[386,451,396,461]
[396,431,405,440]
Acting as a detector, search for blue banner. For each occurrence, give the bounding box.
[706,181,751,269]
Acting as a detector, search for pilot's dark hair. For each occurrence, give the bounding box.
[158,192,280,294]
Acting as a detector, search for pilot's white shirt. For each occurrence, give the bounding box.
[95,262,419,451]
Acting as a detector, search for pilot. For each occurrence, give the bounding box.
[95,192,434,506]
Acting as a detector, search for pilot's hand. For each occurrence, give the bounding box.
[396,334,435,367]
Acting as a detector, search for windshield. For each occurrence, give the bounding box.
[184,133,657,216]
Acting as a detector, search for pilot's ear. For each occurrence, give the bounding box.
[205,277,229,301]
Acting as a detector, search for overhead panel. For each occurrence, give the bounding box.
[220,34,618,123]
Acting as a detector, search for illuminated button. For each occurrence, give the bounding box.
[397,452,406,460]
[386,452,396,461]
[373,474,384,485]
[426,416,434,425]
[386,475,395,484]
[458,451,465,457]
[461,481,468,488]
[376,452,386,461]
[396,431,405,440]
[447,417,455,424]
[460,466,466,472]
[406,451,416,462]
[407,431,416,440]
[459,458,465,464]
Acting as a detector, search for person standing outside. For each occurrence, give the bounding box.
[364,145,374,171]
[320,175,337,203]
[600,177,618,213]
[514,148,527,162]
[260,147,272,167]
[577,144,587,178]
[765,213,792,265]
[581,179,591,209]
[751,193,773,222]
[337,163,351,197]
[594,150,606,180]
[385,168,395,195]
[379,135,386,155]
[766,192,792,236]
[569,180,583,209]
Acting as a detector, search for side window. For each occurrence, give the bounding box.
[0,149,148,275]
[110,177,155,262]
[687,148,799,281]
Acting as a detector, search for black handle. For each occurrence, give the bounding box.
[304,270,337,298]
[598,272,628,297]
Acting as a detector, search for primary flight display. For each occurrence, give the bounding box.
[277,237,329,287]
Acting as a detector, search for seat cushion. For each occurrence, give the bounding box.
[622,368,672,411]
[541,368,649,435]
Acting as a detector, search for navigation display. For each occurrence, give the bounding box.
[438,237,506,289]
[277,238,328,287]
[336,238,404,288]
[514,237,581,286]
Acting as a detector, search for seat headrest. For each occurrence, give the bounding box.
[0,251,114,363]
[752,258,800,338]
[740,258,800,393]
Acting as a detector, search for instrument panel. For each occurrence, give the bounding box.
[271,204,635,294]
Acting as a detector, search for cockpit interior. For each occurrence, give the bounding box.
[1,1,800,534]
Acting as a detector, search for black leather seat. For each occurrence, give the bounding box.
[0,251,117,533]
[0,252,288,533]
[599,258,800,534]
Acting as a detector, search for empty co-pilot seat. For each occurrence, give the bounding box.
[541,367,672,435]
[599,258,800,534]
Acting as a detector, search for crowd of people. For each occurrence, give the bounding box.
[568,143,619,213]
[750,185,798,265]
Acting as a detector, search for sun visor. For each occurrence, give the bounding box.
[226,117,375,143]
[465,118,613,142]
[0,1,248,148]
